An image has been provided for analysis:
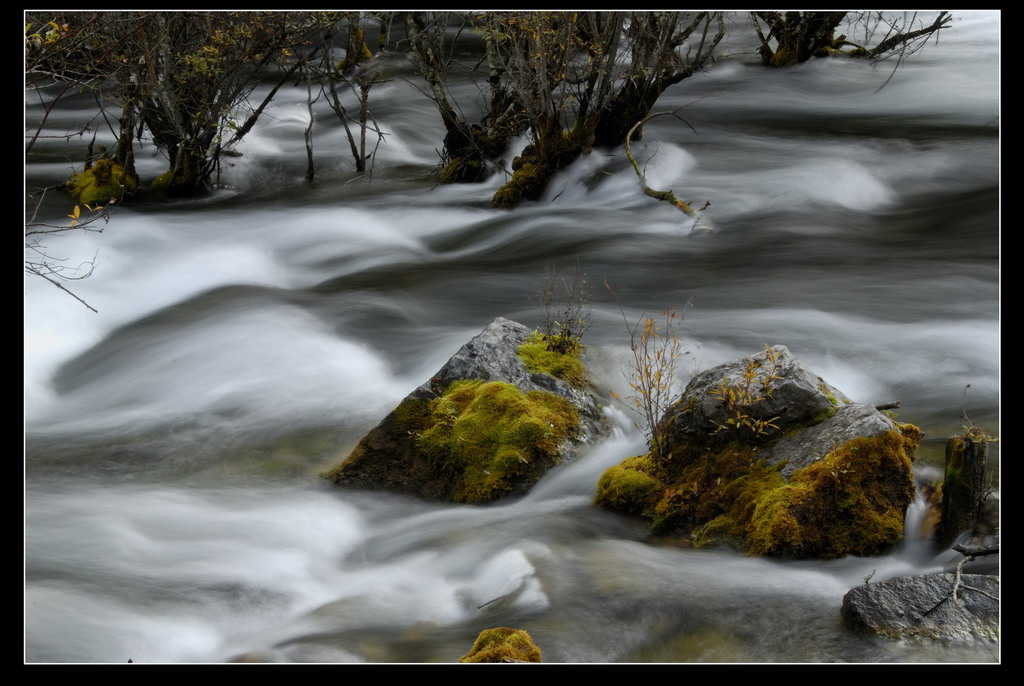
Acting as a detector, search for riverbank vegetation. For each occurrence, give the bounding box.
[26,11,953,199]
[26,11,954,304]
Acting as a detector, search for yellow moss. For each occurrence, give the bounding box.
[460,627,542,663]
[66,158,137,205]
[645,440,786,536]
[517,331,587,388]
[596,420,921,559]
[492,162,540,209]
[417,380,579,503]
[336,26,373,73]
[747,426,919,558]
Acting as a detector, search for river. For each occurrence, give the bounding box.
[25,12,999,663]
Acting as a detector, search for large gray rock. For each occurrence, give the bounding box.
[596,344,921,559]
[841,573,999,640]
[666,345,849,444]
[768,402,897,478]
[412,317,537,397]
[409,317,602,441]
[326,317,606,501]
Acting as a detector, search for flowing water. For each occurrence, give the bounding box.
[25,13,999,663]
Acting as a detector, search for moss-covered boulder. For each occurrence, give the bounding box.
[66,158,138,205]
[460,627,542,663]
[325,317,606,503]
[595,345,921,559]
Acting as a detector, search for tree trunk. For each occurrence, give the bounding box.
[754,12,847,67]
[937,431,989,549]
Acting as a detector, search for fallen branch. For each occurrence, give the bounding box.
[477,593,512,610]
[624,110,714,234]
[924,543,1000,614]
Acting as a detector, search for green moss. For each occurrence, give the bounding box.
[691,515,742,549]
[746,426,920,558]
[460,627,542,663]
[594,455,659,515]
[817,378,839,407]
[417,380,579,503]
[595,420,922,559]
[493,162,542,209]
[492,129,584,209]
[650,443,788,536]
[811,406,838,424]
[517,331,587,388]
[149,152,207,196]
[66,158,137,205]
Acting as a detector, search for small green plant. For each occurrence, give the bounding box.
[863,568,877,585]
[606,280,688,460]
[709,344,782,439]
[536,262,592,355]
[960,383,998,443]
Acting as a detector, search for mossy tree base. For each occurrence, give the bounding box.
[66,158,138,206]
[492,127,585,209]
[150,156,209,197]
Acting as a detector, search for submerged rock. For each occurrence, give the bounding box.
[595,345,920,559]
[325,317,605,503]
[841,573,999,640]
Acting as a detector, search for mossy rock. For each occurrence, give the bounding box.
[460,627,542,663]
[746,427,919,557]
[595,455,659,515]
[492,130,584,209]
[493,162,542,209]
[691,515,745,550]
[66,159,138,205]
[592,344,921,559]
[417,380,579,502]
[517,331,587,388]
[327,318,604,503]
[328,380,580,503]
[596,424,919,559]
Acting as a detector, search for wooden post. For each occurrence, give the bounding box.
[937,430,988,548]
